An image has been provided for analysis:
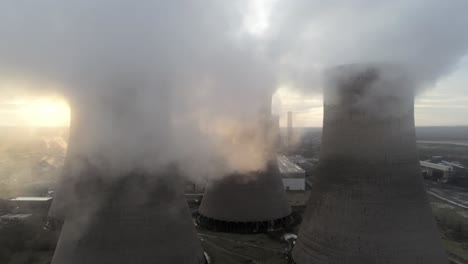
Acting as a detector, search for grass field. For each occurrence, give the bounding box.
[430,195,468,263]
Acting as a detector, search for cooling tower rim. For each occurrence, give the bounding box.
[195,211,299,233]
[321,61,415,116]
[323,62,413,88]
[197,209,293,223]
[324,62,407,74]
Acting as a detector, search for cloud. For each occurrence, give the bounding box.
[267,0,468,92]
[1,0,468,176]
[0,0,276,179]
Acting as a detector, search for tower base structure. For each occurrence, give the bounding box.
[195,211,297,233]
[198,160,293,233]
[51,169,206,264]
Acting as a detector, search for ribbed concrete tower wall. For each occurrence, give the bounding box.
[198,97,292,232]
[199,159,291,222]
[50,107,205,264]
[293,64,448,264]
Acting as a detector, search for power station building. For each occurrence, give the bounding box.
[292,64,448,263]
[277,155,306,191]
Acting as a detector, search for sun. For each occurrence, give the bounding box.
[27,98,70,127]
[0,78,71,127]
[12,97,71,127]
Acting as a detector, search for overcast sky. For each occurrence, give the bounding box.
[0,0,467,128]
[2,63,466,128]
[274,54,468,127]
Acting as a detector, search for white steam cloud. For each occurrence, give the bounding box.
[0,0,276,179]
[267,0,468,91]
[1,0,468,179]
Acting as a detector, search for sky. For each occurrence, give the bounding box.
[0,79,70,127]
[273,54,468,127]
[0,66,467,128]
[0,0,467,129]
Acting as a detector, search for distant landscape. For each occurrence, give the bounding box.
[1,125,467,200]
[280,125,468,141]
[0,125,468,263]
[0,127,68,199]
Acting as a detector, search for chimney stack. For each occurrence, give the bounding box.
[287,111,293,149]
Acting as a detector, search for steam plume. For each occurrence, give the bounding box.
[1,0,468,178]
[0,0,275,179]
[267,0,468,92]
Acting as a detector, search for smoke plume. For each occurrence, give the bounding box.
[267,0,468,92]
[1,0,468,179]
[0,0,276,179]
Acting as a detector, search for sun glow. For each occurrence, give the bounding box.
[2,97,70,127]
[273,87,324,128]
[23,98,70,127]
[0,79,70,127]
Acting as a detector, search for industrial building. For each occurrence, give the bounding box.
[421,160,455,182]
[421,157,468,183]
[277,155,306,191]
[9,197,52,215]
[0,214,32,222]
[293,64,448,263]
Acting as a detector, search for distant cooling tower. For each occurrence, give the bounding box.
[197,158,292,232]
[50,111,205,264]
[197,105,293,233]
[293,64,448,264]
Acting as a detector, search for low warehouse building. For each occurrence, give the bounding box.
[277,155,305,191]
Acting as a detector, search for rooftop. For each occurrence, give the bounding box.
[10,197,53,202]
[420,161,453,172]
[0,214,33,220]
[277,155,305,175]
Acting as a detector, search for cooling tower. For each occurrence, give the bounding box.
[51,170,206,264]
[48,111,80,221]
[198,158,292,232]
[197,103,292,233]
[50,109,205,264]
[292,64,448,264]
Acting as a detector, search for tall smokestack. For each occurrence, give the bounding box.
[293,64,447,263]
[197,98,292,233]
[50,107,206,264]
[287,111,293,149]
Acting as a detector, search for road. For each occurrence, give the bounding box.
[425,181,468,210]
[197,231,289,264]
[418,140,468,147]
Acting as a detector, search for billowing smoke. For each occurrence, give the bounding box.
[1,0,468,179]
[0,0,276,179]
[267,0,468,92]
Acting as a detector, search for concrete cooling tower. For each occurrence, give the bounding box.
[197,158,293,233]
[48,113,81,221]
[197,105,293,233]
[51,171,206,264]
[293,64,448,264]
[50,110,205,264]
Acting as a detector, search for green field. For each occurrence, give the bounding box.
[430,195,468,263]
